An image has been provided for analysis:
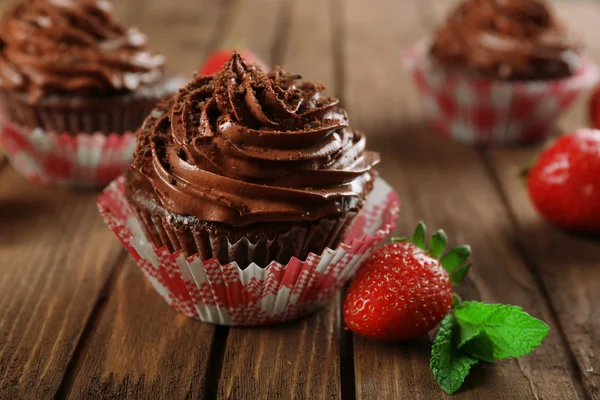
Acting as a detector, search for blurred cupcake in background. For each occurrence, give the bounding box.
[0,0,183,187]
[404,0,599,145]
[98,52,399,325]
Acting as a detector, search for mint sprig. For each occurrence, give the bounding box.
[455,302,550,359]
[430,314,479,394]
[390,222,550,395]
[431,299,550,394]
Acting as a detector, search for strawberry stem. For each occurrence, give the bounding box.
[453,293,462,307]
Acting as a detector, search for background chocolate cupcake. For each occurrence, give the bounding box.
[126,52,380,269]
[404,0,599,145]
[430,0,581,81]
[0,0,182,186]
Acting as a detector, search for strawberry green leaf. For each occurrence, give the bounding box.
[429,230,447,259]
[431,314,479,394]
[450,264,471,286]
[455,302,550,359]
[413,221,426,250]
[461,331,495,363]
[391,237,409,243]
[440,245,471,273]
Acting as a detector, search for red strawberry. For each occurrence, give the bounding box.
[589,86,600,129]
[526,129,600,233]
[344,223,471,342]
[198,49,267,76]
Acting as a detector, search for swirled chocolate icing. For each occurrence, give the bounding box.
[0,0,165,101]
[430,0,581,80]
[131,52,379,227]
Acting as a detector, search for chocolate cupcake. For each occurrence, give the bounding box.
[0,0,182,186]
[430,0,580,81]
[404,0,599,145]
[126,52,380,269]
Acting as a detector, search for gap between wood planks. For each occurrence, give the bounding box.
[330,0,358,397]
[50,0,312,398]
[479,151,591,400]
[50,0,238,398]
[414,0,593,397]
[0,156,8,173]
[54,251,128,399]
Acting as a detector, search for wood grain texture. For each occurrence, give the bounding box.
[219,302,342,400]
[217,1,343,399]
[63,259,216,399]
[0,168,124,399]
[0,0,598,399]
[54,0,227,398]
[216,0,289,66]
[343,0,584,398]
[135,0,233,76]
[486,148,600,399]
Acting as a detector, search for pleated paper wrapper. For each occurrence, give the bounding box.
[98,175,400,326]
[0,121,135,187]
[403,40,599,145]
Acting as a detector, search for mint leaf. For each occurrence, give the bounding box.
[455,302,550,359]
[460,331,495,363]
[431,314,479,394]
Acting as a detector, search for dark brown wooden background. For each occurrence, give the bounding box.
[1,0,600,399]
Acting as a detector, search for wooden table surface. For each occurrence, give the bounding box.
[1,0,600,399]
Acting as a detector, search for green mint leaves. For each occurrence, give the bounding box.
[455,302,550,359]
[431,301,550,394]
[430,314,479,394]
[390,222,549,395]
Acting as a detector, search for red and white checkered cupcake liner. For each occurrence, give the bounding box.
[0,121,135,187]
[403,40,600,145]
[98,176,400,326]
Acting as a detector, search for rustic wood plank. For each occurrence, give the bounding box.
[219,301,341,399]
[216,0,287,65]
[343,0,584,398]
[424,0,600,398]
[485,148,600,399]
[57,0,230,398]
[137,0,234,77]
[0,168,124,399]
[217,0,343,399]
[63,259,217,399]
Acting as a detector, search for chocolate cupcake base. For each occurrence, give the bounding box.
[0,76,184,134]
[128,187,358,269]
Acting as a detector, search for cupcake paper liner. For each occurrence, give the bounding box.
[403,40,600,145]
[0,121,135,187]
[98,175,400,326]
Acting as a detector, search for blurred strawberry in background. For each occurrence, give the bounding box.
[198,48,267,76]
[526,129,600,233]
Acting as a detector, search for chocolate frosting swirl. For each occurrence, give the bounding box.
[430,0,581,80]
[132,52,379,227]
[0,0,165,101]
